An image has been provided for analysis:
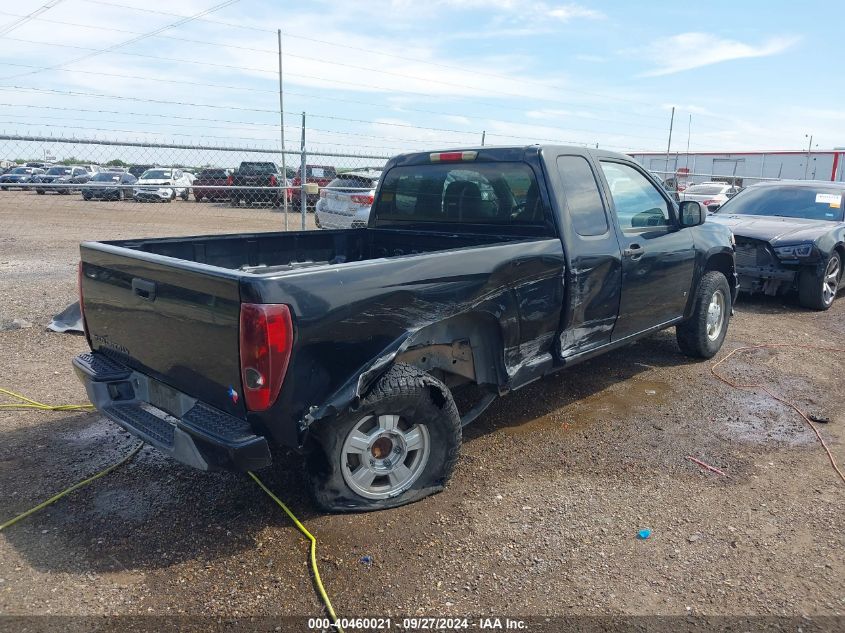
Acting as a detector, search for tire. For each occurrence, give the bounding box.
[676,271,731,359]
[82,193,92,201]
[181,188,189,201]
[306,363,461,512]
[194,195,203,202]
[798,251,841,311]
[230,196,239,207]
[36,189,45,195]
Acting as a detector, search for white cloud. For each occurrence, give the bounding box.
[638,33,799,77]
[548,5,605,21]
[575,53,605,63]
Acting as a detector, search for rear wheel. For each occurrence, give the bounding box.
[36,189,45,195]
[798,252,841,310]
[181,188,189,201]
[676,271,731,359]
[306,364,461,512]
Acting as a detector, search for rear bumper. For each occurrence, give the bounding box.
[73,351,271,471]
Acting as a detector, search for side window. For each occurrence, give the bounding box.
[600,161,671,232]
[174,170,183,179]
[556,155,608,236]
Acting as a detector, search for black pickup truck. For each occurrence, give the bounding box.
[74,146,737,511]
[228,161,285,206]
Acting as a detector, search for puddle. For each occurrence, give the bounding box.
[503,377,669,435]
[717,390,814,446]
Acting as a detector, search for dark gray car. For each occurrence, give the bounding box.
[708,180,845,309]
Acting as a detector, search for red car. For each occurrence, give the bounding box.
[193,168,232,202]
[289,164,338,207]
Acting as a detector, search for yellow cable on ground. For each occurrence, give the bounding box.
[0,442,143,531]
[0,387,93,411]
[248,471,345,633]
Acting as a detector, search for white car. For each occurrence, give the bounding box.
[133,168,192,202]
[315,171,380,229]
[679,182,740,212]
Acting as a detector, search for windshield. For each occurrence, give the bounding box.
[10,167,32,174]
[92,172,121,182]
[685,184,726,195]
[140,169,171,179]
[374,162,546,226]
[717,186,845,221]
[325,176,378,191]
[199,169,228,179]
[46,167,72,175]
[239,163,276,174]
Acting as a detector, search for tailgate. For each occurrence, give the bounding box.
[80,243,246,418]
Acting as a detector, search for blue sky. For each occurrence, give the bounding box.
[0,0,842,160]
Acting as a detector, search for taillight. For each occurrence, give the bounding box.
[77,262,91,345]
[269,174,278,187]
[702,199,720,206]
[226,174,233,186]
[239,304,293,412]
[350,193,374,205]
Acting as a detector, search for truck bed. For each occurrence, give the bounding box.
[112,228,526,274]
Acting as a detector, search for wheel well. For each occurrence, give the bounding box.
[704,252,736,294]
[394,313,505,388]
[835,244,845,279]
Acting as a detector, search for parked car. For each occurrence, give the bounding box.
[33,165,92,194]
[24,161,51,169]
[679,182,739,212]
[74,145,735,511]
[193,168,232,202]
[291,164,338,208]
[708,180,845,310]
[315,170,380,229]
[81,171,137,201]
[0,166,44,190]
[133,168,192,202]
[228,162,285,206]
[128,164,154,179]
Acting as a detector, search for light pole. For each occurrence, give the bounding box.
[804,134,813,180]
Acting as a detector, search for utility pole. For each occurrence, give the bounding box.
[685,114,691,170]
[277,29,288,230]
[665,106,675,181]
[481,130,485,146]
[804,134,813,180]
[300,111,306,230]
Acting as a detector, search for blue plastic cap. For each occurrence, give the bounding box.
[638,528,651,540]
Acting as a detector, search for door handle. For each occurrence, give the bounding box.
[623,244,644,260]
[132,278,157,301]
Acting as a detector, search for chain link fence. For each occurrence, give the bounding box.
[0,134,391,238]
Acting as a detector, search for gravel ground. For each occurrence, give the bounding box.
[0,192,843,628]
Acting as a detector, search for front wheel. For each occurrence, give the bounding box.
[798,252,841,311]
[676,271,731,359]
[306,364,461,512]
[181,188,189,201]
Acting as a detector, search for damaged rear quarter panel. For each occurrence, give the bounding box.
[241,237,565,447]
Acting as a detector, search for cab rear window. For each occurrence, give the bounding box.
[374,163,546,226]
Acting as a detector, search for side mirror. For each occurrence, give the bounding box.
[678,200,705,227]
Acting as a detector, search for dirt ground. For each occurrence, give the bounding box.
[0,191,843,628]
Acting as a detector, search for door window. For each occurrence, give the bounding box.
[600,162,671,232]
[556,155,608,236]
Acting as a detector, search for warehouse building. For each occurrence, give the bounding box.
[630,149,845,189]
